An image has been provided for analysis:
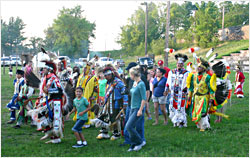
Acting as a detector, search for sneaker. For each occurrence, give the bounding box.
[147,117,152,120]
[82,141,87,146]
[133,142,143,151]
[83,124,90,129]
[127,145,135,152]
[96,133,110,139]
[72,144,84,148]
[13,125,21,129]
[110,135,120,141]
[7,120,15,124]
[142,141,146,147]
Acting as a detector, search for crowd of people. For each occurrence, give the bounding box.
[5,51,245,151]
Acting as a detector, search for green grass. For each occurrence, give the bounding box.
[1,67,249,156]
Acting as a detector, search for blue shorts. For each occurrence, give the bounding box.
[72,119,87,133]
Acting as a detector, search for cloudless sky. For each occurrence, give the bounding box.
[1,1,147,51]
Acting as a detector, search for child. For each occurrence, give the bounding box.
[13,78,34,128]
[6,70,25,124]
[9,65,13,78]
[67,87,90,148]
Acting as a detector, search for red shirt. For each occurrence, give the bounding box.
[236,71,245,83]
[163,67,170,78]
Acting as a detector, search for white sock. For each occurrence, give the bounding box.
[77,140,82,145]
[82,141,87,145]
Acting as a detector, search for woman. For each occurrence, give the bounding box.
[125,66,146,152]
[152,68,168,125]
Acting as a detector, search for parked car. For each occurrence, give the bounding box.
[137,57,154,69]
[114,59,125,67]
[75,58,87,68]
[58,56,71,65]
[1,57,11,66]
[10,56,21,66]
[92,57,114,67]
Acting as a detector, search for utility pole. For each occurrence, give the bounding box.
[164,1,170,67]
[221,4,225,41]
[141,2,148,56]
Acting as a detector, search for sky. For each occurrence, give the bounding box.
[1,1,148,51]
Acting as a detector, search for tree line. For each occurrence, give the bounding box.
[118,1,249,56]
[1,2,249,58]
[1,5,95,58]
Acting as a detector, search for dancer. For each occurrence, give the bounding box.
[165,53,189,128]
[186,57,216,131]
[234,64,245,98]
[93,65,128,141]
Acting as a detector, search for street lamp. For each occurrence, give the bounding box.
[141,2,148,56]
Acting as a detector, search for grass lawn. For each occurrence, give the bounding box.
[1,67,249,157]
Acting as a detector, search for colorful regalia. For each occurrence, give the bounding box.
[208,61,232,119]
[186,58,216,131]
[234,65,245,98]
[28,60,64,143]
[92,66,128,141]
[15,81,34,127]
[166,53,189,128]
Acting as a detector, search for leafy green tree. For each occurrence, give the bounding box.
[192,2,220,48]
[219,1,249,27]
[44,5,96,58]
[118,2,162,56]
[1,17,27,56]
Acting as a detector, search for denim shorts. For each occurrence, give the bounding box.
[72,119,87,133]
[152,95,167,104]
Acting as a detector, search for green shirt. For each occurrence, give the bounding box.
[130,81,146,109]
[98,79,107,97]
[73,97,89,121]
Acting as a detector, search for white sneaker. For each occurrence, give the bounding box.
[52,138,61,144]
[82,141,87,146]
[83,124,90,128]
[110,135,120,141]
[133,142,143,151]
[142,141,146,146]
[96,133,110,139]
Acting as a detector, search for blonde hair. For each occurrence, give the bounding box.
[129,65,141,78]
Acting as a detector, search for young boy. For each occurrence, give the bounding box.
[67,87,90,148]
[6,70,25,124]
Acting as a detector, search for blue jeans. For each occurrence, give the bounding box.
[72,119,87,133]
[124,106,145,144]
[125,108,143,146]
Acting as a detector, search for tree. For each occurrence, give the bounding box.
[192,2,220,48]
[44,5,96,58]
[118,2,162,56]
[27,37,45,54]
[219,1,249,27]
[1,17,27,56]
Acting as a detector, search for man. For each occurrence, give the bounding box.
[234,64,245,98]
[157,60,170,78]
[94,65,128,141]
[6,70,25,124]
[39,60,64,143]
[165,53,189,128]
[186,57,216,131]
